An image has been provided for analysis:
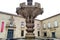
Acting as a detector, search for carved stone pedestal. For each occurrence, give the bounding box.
[26,33,35,38]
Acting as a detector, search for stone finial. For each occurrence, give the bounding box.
[27,0,33,5]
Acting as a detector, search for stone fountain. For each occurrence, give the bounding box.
[16,0,43,38]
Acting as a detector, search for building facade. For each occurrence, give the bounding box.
[41,14,60,39]
[0,11,42,39]
[0,11,60,39]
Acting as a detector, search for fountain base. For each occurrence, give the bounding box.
[25,33,35,39]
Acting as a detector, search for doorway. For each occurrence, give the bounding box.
[7,29,14,39]
[52,32,55,38]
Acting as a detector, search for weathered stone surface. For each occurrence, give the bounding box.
[16,0,43,38]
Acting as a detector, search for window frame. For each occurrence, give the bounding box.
[54,21,58,28]
[44,32,47,37]
[21,30,24,36]
[48,22,51,28]
[21,21,24,27]
[43,24,46,28]
[38,31,40,36]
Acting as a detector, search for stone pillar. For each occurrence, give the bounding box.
[25,16,35,38]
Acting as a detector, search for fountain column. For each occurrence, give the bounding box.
[16,0,43,38]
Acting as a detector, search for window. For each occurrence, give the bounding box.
[37,24,40,29]
[52,32,56,38]
[48,23,51,28]
[21,22,24,27]
[43,24,46,28]
[44,32,47,37]
[54,21,58,27]
[21,30,24,36]
[38,31,40,36]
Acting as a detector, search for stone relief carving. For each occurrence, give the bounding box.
[6,16,16,28]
